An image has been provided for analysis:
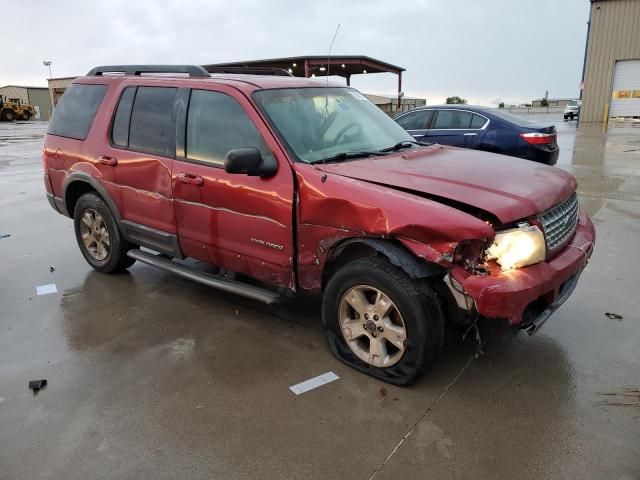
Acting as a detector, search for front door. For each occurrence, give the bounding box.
[171,86,295,288]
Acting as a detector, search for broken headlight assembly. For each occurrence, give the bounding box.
[486,224,546,271]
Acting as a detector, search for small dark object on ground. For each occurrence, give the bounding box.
[379,386,388,398]
[605,312,623,320]
[28,379,47,393]
[0,234,10,239]
[49,265,56,272]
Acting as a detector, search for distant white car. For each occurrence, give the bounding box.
[564,100,581,120]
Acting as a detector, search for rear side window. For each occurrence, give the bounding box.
[47,84,107,140]
[128,87,177,156]
[470,114,487,129]
[111,87,136,147]
[432,110,474,129]
[186,90,271,166]
[396,110,433,130]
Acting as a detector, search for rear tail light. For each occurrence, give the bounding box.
[520,132,555,145]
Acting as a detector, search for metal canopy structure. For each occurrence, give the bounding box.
[204,55,405,107]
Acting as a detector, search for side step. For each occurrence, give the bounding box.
[127,250,281,305]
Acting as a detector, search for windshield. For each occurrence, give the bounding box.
[568,100,579,106]
[253,87,415,163]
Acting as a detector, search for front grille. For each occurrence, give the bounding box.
[537,192,579,254]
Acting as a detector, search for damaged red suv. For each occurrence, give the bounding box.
[43,65,595,385]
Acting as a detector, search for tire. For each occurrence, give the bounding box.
[73,193,136,273]
[2,109,15,122]
[322,257,444,385]
[563,115,568,120]
[22,112,31,121]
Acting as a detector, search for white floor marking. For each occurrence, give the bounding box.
[36,284,57,295]
[289,371,339,395]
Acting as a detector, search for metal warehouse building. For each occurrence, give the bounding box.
[0,85,53,120]
[581,0,640,121]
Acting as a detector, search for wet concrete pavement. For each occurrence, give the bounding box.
[1,117,638,479]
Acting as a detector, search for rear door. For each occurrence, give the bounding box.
[426,109,487,148]
[105,84,178,238]
[394,109,434,142]
[171,86,295,288]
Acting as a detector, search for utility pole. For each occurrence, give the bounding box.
[43,61,52,79]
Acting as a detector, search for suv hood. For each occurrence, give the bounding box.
[322,145,576,224]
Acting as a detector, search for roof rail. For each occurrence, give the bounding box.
[206,66,293,77]
[86,65,210,78]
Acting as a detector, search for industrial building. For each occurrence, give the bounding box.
[581,0,640,121]
[0,85,53,120]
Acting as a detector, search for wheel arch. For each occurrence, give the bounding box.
[63,173,121,221]
[322,237,445,289]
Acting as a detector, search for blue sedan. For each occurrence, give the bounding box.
[394,105,559,165]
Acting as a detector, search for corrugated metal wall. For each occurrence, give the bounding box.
[581,0,640,122]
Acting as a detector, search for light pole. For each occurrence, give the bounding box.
[43,61,52,79]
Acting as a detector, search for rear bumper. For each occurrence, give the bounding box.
[452,210,595,328]
[530,145,559,165]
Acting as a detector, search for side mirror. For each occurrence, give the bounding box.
[224,147,277,178]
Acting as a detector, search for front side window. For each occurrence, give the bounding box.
[253,87,414,164]
[432,110,474,129]
[186,90,272,166]
[128,86,177,156]
[48,84,107,140]
[396,110,433,130]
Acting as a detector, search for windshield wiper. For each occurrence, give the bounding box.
[379,140,433,152]
[309,150,386,165]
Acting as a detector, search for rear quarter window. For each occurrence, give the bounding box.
[47,84,107,140]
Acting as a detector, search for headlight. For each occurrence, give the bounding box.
[486,225,546,271]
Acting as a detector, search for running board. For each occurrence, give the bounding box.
[127,250,281,305]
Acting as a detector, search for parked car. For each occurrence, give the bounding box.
[43,65,595,385]
[564,100,581,120]
[394,105,560,165]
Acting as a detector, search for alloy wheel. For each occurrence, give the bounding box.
[80,209,110,261]
[338,285,407,367]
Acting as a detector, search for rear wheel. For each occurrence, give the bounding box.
[322,257,444,385]
[563,115,569,120]
[2,109,15,121]
[73,193,136,273]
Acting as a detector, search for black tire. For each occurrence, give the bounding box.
[22,112,31,121]
[73,193,136,273]
[2,109,15,122]
[563,115,568,120]
[322,257,444,385]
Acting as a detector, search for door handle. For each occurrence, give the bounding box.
[97,155,118,166]
[178,173,204,186]
[463,133,478,136]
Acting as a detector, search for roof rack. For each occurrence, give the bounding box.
[206,66,293,77]
[86,65,210,78]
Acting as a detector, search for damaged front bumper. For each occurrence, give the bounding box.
[449,210,595,332]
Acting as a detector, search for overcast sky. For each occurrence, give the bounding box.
[3,0,589,105]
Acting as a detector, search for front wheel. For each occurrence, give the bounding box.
[22,112,31,121]
[322,257,444,385]
[2,109,15,121]
[73,193,136,273]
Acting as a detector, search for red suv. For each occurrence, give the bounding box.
[43,65,595,385]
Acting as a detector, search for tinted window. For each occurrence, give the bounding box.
[129,87,177,156]
[186,90,271,166]
[47,84,107,140]
[396,110,433,130]
[470,114,487,129]
[432,110,474,129]
[487,109,536,127]
[111,87,136,147]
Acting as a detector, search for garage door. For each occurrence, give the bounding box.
[610,59,640,118]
